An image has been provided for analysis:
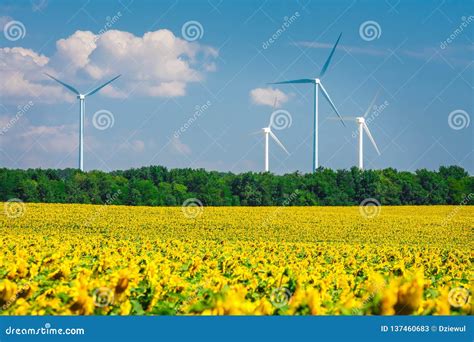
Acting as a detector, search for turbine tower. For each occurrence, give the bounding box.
[331,94,381,170]
[45,73,121,171]
[270,33,345,172]
[252,109,290,172]
[261,126,290,172]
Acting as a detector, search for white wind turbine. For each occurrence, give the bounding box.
[331,94,381,170]
[270,33,345,172]
[261,126,290,172]
[252,102,290,172]
[45,73,121,171]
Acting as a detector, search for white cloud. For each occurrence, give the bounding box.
[50,29,218,98]
[130,139,145,152]
[119,139,145,153]
[0,114,77,160]
[250,87,290,107]
[170,137,191,155]
[54,30,97,73]
[0,29,218,103]
[0,47,73,103]
[19,123,78,153]
[0,112,112,168]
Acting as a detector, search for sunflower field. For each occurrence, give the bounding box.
[0,202,472,315]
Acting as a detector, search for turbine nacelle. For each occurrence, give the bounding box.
[263,127,271,133]
[78,94,85,100]
[356,117,365,124]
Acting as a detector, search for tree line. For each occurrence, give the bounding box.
[0,165,472,206]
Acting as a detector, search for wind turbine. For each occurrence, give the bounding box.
[269,33,345,172]
[261,126,290,172]
[252,106,290,172]
[331,94,381,170]
[45,73,121,171]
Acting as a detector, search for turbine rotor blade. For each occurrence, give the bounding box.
[363,123,381,155]
[319,32,342,77]
[273,96,278,109]
[269,130,290,155]
[318,82,346,127]
[363,91,380,118]
[44,73,80,95]
[268,78,315,85]
[249,130,263,136]
[327,116,356,121]
[84,75,121,97]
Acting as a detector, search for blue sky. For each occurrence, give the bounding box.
[0,0,472,174]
